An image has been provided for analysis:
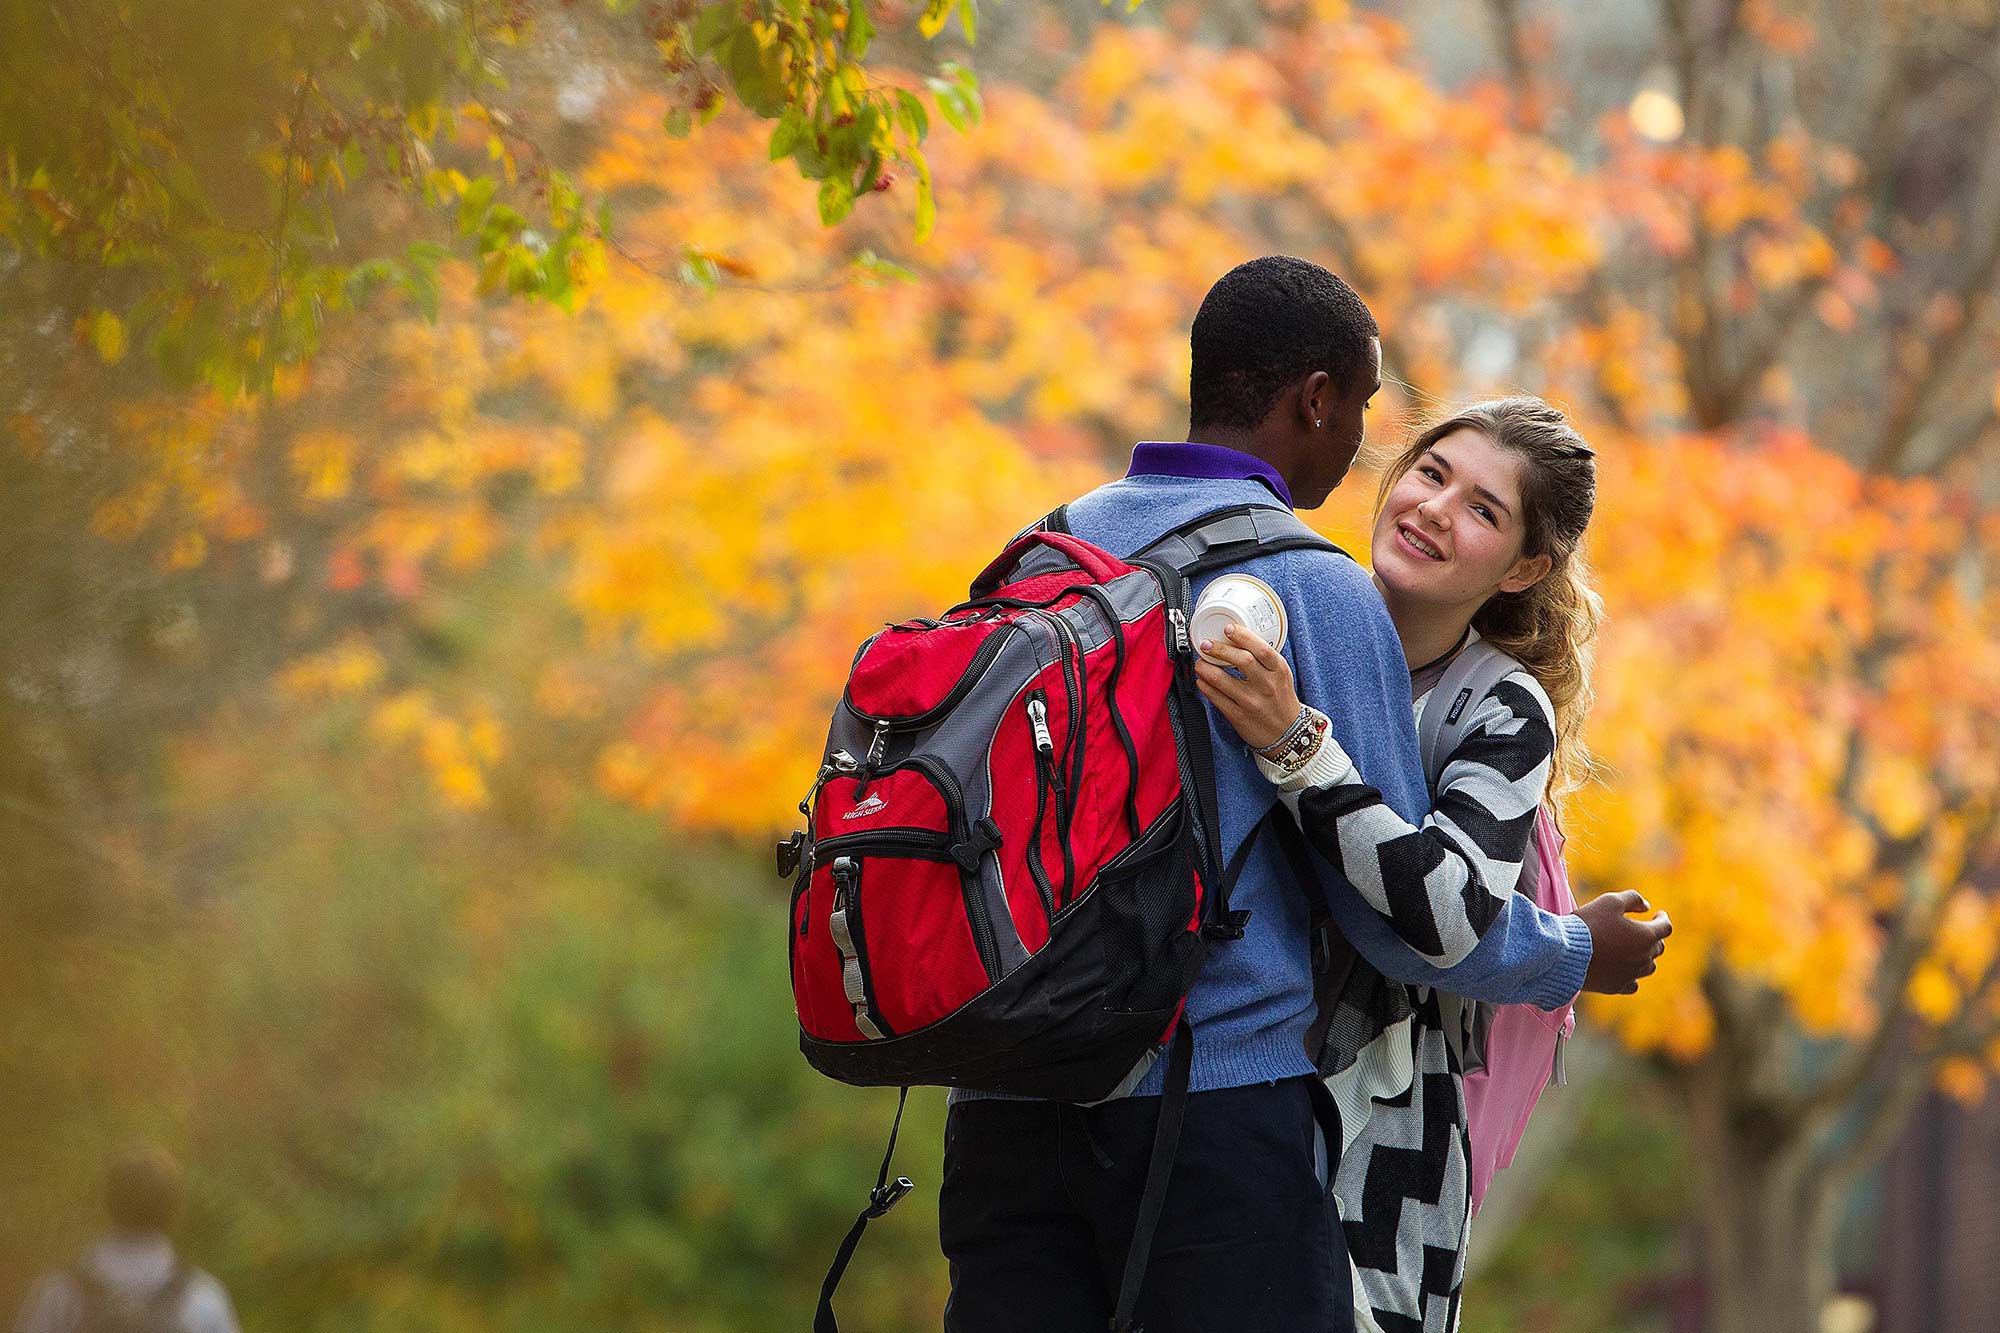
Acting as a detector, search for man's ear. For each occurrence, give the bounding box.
[1499,552,1553,594]
[1299,369,1332,426]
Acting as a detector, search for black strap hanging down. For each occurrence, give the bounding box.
[1109,1022,1195,1333]
[1200,804,1282,941]
[814,1087,915,1333]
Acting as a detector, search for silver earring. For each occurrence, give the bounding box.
[1315,419,1323,429]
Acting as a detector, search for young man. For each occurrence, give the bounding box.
[940,257,1660,1332]
[12,1146,241,1333]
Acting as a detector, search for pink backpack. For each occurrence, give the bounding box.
[1418,642,1578,1218]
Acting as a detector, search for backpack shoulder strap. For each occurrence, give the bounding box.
[1132,503,1348,578]
[1416,639,1522,791]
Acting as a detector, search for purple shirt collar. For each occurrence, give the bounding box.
[1125,441,1293,509]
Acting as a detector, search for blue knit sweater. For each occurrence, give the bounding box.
[1060,471,1594,1097]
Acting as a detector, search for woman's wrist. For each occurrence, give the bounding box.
[1254,706,1330,777]
[1255,711,1356,791]
[1253,705,1317,763]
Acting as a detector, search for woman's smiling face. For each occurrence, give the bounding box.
[1371,427,1549,609]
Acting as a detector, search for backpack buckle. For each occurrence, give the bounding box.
[1200,909,1253,942]
[951,817,1004,872]
[776,830,807,878]
[866,1176,914,1217]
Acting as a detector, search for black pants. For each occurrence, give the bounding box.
[939,1077,1351,1333]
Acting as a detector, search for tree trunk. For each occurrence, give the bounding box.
[1682,1055,1840,1333]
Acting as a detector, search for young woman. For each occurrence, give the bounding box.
[1194,397,1669,1331]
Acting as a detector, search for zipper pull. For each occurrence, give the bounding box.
[855,723,892,800]
[1551,1029,1569,1088]
[1026,696,1054,755]
[1166,607,1192,658]
[831,856,858,912]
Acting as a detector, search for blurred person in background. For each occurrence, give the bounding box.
[12,1146,240,1333]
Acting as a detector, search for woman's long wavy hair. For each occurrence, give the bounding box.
[1374,396,1604,803]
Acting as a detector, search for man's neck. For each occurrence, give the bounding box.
[1373,574,1476,670]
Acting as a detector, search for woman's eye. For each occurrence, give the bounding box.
[1474,505,1496,524]
[1419,466,1443,482]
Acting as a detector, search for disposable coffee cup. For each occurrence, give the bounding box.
[1192,574,1287,665]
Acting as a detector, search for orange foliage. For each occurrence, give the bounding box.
[83,9,2000,1080]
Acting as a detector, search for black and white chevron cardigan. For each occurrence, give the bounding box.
[1260,650,1561,1333]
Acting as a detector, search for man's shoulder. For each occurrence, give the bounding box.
[1237,538,1381,624]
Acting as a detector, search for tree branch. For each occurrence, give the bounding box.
[1482,0,1539,126]
[1869,224,2000,473]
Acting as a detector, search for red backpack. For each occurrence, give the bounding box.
[785,504,1343,1332]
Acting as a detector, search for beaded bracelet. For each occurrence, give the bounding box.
[1255,705,1320,769]
[1272,715,1330,779]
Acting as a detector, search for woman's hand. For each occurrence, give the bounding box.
[1192,622,1305,751]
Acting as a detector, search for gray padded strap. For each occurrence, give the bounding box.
[1416,639,1519,791]
[1420,638,1538,1077]
[1133,505,1341,574]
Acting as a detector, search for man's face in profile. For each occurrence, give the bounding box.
[1301,337,1382,509]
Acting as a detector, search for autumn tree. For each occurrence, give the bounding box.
[8,2,2000,1331]
[1452,4,2000,1329]
[0,0,984,395]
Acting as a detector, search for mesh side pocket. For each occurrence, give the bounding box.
[1090,799,1201,1016]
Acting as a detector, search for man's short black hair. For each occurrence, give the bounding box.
[1189,256,1379,432]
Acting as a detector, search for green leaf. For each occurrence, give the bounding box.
[664,106,694,139]
[933,87,968,134]
[398,260,441,321]
[679,250,720,288]
[690,4,733,54]
[769,110,807,161]
[911,147,936,242]
[344,258,398,302]
[90,311,127,364]
[818,177,855,226]
[957,0,977,43]
[854,249,916,283]
[725,28,782,117]
[845,2,874,59]
[895,89,930,143]
[457,174,498,234]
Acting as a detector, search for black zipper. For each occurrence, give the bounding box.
[1024,692,1057,922]
[813,827,959,861]
[1032,609,1085,822]
[1032,610,1084,908]
[841,623,1015,732]
[830,857,894,1037]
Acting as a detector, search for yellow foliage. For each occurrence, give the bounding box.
[75,6,2000,1075]
[279,639,387,698]
[1936,1056,1987,1105]
[1908,964,1960,1026]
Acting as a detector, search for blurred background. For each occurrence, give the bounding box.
[3,0,1998,1330]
